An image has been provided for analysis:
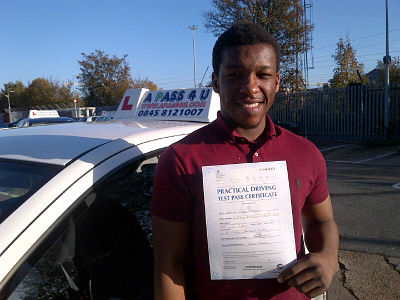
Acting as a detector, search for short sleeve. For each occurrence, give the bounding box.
[151,146,192,222]
[306,148,329,205]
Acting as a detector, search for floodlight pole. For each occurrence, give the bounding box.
[73,99,77,118]
[189,25,198,88]
[384,0,391,137]
[65,81,81,118]
[5,90,14,122]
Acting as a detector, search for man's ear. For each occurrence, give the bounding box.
[212,72,219,93]
[275,72,280,93]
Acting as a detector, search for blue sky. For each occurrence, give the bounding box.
[1,0,399,90]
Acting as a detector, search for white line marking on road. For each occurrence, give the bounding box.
[320,144,351,152]
[326,160,362,164]
[356,152,397,163]
[393,183,400,189]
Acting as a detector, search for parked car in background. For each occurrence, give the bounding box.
[4,118,24,128]
[93,115,112,122]
[11,110,77,128]
[79,115,99,122]
[79,115,113,122]
[16,117,77,128]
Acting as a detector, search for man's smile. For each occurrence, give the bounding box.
[237,99,265,113]
[242,102,260,108]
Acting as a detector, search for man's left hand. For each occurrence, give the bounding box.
[278,195,340,298]
[277,251,339,298]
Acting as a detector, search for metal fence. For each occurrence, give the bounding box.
[269,84,400,142]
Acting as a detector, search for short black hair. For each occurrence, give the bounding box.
[212,22,281,74]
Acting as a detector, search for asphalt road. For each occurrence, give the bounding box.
[314,142,400,257]
[328,162,400,257]
[311,141,400,299]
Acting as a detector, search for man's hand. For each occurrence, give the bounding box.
[278,196,339,298]
[277,251,339,298]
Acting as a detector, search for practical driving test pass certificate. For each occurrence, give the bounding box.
[202,161,297,280]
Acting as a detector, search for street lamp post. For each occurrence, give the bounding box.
[189,25,198,88]
[64,81,81,118]
[5,90,14,122]
[384,0,391,137]
[73,99,77,118]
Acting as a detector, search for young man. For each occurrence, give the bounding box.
[151,22,339,300]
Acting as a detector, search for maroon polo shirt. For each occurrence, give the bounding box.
[151,113,329,300]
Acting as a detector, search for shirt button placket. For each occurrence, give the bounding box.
[254,152,259,161]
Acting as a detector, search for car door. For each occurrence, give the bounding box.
[0,134,186,299]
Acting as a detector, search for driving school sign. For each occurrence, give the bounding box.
[28,110,60,119]
[115,87,220,122]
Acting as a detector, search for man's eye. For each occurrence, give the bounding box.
[258,73,272,79]
[227,72,241,78]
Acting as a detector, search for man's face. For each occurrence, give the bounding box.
[212,43,280,134]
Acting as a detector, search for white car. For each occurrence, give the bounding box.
[79,115,98,122]
[0,87,218,299]
[93,115,112,122]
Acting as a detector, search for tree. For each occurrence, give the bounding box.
[1,79,76,110]
[25,78,75,108]
[375,56,400,85]
[131,77,158,90]
[58,81,80,106]
[26,78,58,107]
[77,50,133,106]
[203,0,313,90]
[329,37,365,87]
[1,81,27,109]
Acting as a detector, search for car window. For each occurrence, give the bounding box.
[0,160,63,223]
[4,154,160,299]
[16,120,26,127]
[94,116,105,122]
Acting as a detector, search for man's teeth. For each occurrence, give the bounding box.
[243,103,259,108]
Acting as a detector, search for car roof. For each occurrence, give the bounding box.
[1,87,219,166]
[0,119,205,166]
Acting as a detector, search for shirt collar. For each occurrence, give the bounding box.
[213,111,279,145]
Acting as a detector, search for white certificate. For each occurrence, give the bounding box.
[202,161,297,280]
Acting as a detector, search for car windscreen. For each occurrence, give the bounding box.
[0,159,63,223]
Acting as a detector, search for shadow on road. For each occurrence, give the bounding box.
[340,235,400,248]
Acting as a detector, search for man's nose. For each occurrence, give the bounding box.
[239,73,260,95]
